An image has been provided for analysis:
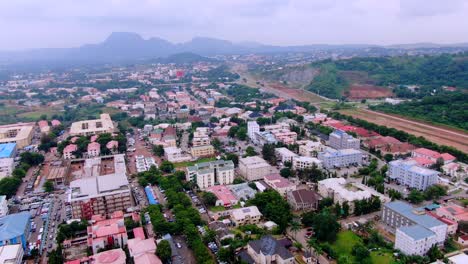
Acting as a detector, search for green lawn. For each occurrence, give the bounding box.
[174,157,217,168]
[370,251,393,264]
[331,231,362,257]
[209,206,226,212]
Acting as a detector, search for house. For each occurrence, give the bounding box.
[230,206,262,226]
[87,142,101,157]
[87,212,128,254]
[206,185,238,207]
[127,229,161,264]
[243,235,294,264]
[263,174,296,196]
[106,140,119,153]
[287,189,320,211]
[412,148,456,165]
[274,147,298,164]
[63,144,78,159]
[435,203,468,223]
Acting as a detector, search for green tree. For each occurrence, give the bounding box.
[261,144,276,165]
[388,189,402,201]
[309,210,340,242]
[12,168,26,179]
[245,146,257,157]
[0,177,21,198]
[342,201,350,218]
[280,168,293,178]
[43,180,54,192]
[201,192,218,207]
[423,185,447,200]
[383,153,394,162]
[248,190,292,232]
[152,145,165,157]
[352,244,370,259]
[427,244,443,262]
[218,246,235,263]
[290,221,302,240]
[224,153,239,166]
[160,161,175,173]
[408,189,424,204]
[156,240,172,263]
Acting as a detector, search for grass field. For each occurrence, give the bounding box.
[370,251,393,264]
[174,157,217,168]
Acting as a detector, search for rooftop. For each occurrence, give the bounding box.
[0,212,31,241]
[0,143,16,158]
[385,201,446,229]
[398,225,435,240]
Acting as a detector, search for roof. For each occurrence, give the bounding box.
[448,253,468,264]
[231,206,262,221]
[264,174,295,189]
[133,227,145,240]
[385,201,445,229]
[128,237,156,257]
[248,235,293,259]
[206,185,237,206]
[0,212,31,241]
[134,253,162,264]
[0,244,22,263]
[92,248,126,264]
[0,143,16,158]
[289,189,320,205]
[398,225,435,240]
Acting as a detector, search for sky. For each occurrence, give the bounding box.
[1,0,468,50]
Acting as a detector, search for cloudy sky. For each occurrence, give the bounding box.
[1,0,468,50]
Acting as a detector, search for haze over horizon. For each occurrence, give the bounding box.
[1,0,468,51]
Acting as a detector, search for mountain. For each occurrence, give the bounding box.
[155,52,217,64]
[1,32,468,65]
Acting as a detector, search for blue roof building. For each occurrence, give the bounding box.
[0,212,31,250]
[144,186,158,205]
[0,143,17,159]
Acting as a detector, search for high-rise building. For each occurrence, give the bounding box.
[186,160,235,189]
[329,130,360,150]
[247,121,259,142]
[388,159,439,190]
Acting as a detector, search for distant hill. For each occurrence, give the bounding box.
[156,52,217,64]
[1,32,468,65]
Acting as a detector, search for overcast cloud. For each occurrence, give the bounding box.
[1,0,467,50]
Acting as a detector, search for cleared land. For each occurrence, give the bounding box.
[347,84,393,100]
[339,108,468,153]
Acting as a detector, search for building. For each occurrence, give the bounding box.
[228,183,257,201]
[206,185,238,207]
[230,206,262,226]
[435,203,468,223]
[247,121,260,142]
[412,148,456,165]
[395,225,437,256]
[318,178,373,213]
[69,114,116,136]
[0,123,34,149]
[274,148,298,164]
[163,147,191,163]
[239,156,275,181]
[0,143,17,159]
[0,244,23,264]
[271,130,297,145]
[69,155,131,219]
[186,160,235,189]
[263,174,296,196]
[0,195,7,217]
[0,212,31,250]
[448,253,468,264]
[46,164,69,186]
[88,211,128,254]
[388,159,439,190]
[381,201,447,246]
[243,235,294,264]
[287,189,320,211]
[37,120,50,134]
[127,230,161,264]
[190,145,215,158]
[255,131,278,146]
[298,141,324,157]
[318,148,362,169]
[0,158,14,180]
[292,156,322,170]
[63,144,78,159]
[87,142,101,157]
[328,130,360,150]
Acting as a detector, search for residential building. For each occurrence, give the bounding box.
[87,142,101,157]
[88,212,128,254]
[298,141,324,157]
[274,147,298,164]
[0,158,14,180]
[0,123,34,148]
[69,113,116,136]
[239,156,275,181]
[318,178,372,213]
[163,147,191,163]
[255,131,278,146]
[271,130,297,145]
[190,145,215,158]
[388,159,439,190]
[186,160,235,189]
[395,225,437,256]
[263,174,296,196]
[247,121,260,141]
[243,235,294,264]
[329,130,360,150]
[287,189,320,211]
[448,253,468,264]
[208,221,234,241]
[206,185,238,207]
[318,148,362,169]
[37,120,50,134]
[63,144,78,159]
[381,201,447,246]
[0,143,17,159]
[228,183,257,201]
[230,206,262,226]
[435,203,468,223]
[69,155,131,219]
[0,195,7,217]
[0,212,31,250]
[127,229,161,264]
[412,148,455,165]
[292,156,322,170]
[0,244,23,264]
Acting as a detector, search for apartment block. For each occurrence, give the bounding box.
[388,159,439,190]
[230,206,262,226]
[239,156,275,181]
[0,244,24,264]
[318,148,362,168]
[274,147,298,164]
[190,145,215,158]
[395,225,437,256]
[186,160,235,189]
[263,174,296,196]
[318,177,372,213]
[298,141,325,157]
[0,158,14,180]
[247,121,260,141]
[69,113,116,136]
[328,130,360,150]
[292,156,322,170]
[0,123,34,148]
[164,147,191,163]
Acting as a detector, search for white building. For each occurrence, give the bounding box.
[0,158,14,179]
[263,174,296,196]
[69,113,116,136]
[292,156,322,170]
[186,160,235,189]
[328,130,360,150]
[163,147,191,163]
[395,225,437,256]
[274,147,298,164]
[299,141,325,157]
[318,148,362,168]
[239,156,275,181]
[318,178,373,213]
[0,244,24,264]
[388,159,439,190]
[230,206,262,226]
[247,121,260,142]
[0,195,8,217]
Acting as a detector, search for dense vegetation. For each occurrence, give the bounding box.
[307,63,348,99]
[371,92,468,130]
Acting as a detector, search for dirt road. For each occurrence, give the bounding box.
[340,109,468,153]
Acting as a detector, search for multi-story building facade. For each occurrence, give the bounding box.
[395,225,437,256]
[239,156,274,181]
[274,147,298,164]
[63,144,78,160]
[164,147,191,163]
[0,195,8,217]
[69,113,116,136]
[230,206,262,226]
[0,212,31,250]
[190,145,215,158]
[318,148,362,168]
[328,130,360,150]
[292,156,322,170]
[298,141,325,157]
[0,158,14,180]
[88,212,128,254]
[388,159,439,190]
[287,189,320,211]
[0,123,34,149]
[87,142,101,157]
[186,160,235,189]
[247,121,260,142]
[318,178,372,213]
[263,174,296,196]
[0,244,24,264]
